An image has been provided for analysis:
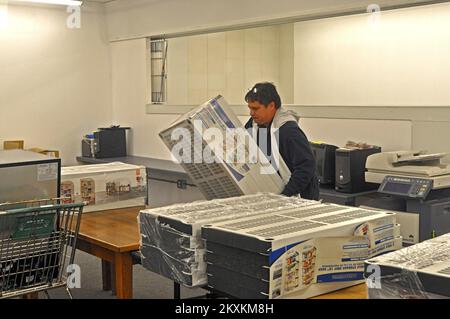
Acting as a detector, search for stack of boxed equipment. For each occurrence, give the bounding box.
[365,233,450,299]
[61,162,146,212]
[139,193,402,296]
[138,193,314,287]
[159,95,284,199]
[201,195,402,299]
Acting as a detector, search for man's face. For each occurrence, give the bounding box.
[248,100,276,126]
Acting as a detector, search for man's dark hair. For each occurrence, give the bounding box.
[245,82,282,109]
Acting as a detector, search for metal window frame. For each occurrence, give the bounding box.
[149,38,168,104]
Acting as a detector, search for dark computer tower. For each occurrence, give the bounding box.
[93,126,130,158]
[310,142,338,186]
[335,147,381,193]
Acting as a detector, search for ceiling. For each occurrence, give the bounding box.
[84,0,116,3]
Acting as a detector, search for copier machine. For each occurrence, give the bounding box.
[365,151,450,245]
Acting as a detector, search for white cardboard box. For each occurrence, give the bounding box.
[365,233,450,299]
[61,162,147,212]
[159,96,284,199]
[201,197,402,299]
[139,193,402,297]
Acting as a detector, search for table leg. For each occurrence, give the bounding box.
[114,252,133,299]
[111,263,116,296]
[174,282,181,299]
[101,260,112,291]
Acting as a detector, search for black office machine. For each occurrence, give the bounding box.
[335,146,381,193]
[310,142,338,186]
[82,126,130,158]
[365,150,450,245]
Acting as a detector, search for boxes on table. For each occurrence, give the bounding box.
[365,233,450,299]
[138,193,287,287]
[139,193,402,297]
[61,162,146,212]
[202,196,401,299]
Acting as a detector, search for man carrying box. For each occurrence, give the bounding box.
[245,82,319,200]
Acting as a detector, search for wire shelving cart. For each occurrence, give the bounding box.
[0,199,83,299]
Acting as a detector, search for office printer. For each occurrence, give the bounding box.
[366,150,450,189]
[365,150,450,245]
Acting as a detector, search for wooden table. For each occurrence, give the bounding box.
[312,283,368,299]
[75,206,144,299]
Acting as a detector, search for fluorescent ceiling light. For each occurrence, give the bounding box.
[13,0,83,6]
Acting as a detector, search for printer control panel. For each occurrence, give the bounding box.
[378,176,433,199]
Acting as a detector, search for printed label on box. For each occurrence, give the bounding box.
[268,217,401,298]
[37,163,58,182]
[61,163,147,207]
[192,101,252,180]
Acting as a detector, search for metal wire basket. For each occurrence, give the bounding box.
[0,199,83,299]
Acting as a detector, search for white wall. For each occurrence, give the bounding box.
[166,25,294,105]
[105,0,438,41]
[111,24,294,159]
[292,2,450,157]
[109,0,450,161]
[299,118,412,151]
[111,38,179,159]
[278,23,294,104]
[0,3,112,165]
[294,3,450,106]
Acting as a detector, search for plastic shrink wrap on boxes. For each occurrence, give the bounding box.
[139,193,402,296]
[365,233,450,299]
[202,195,402,299]
[138,193,284,287]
